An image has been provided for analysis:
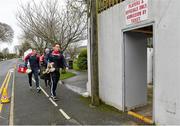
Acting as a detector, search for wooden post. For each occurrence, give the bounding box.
[90,0,100,106]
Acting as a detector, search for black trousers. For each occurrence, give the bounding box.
[44,73,51,87]
[44,78,51,87]
[50,70,60,97]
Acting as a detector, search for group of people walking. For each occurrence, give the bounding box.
[24,43,67,101]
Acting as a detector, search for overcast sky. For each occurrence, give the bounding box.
[0,0,65,53]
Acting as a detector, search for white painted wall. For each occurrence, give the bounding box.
[124,32,147,109]
[152,0,180,124]
[98,4,124,110]
[91,0,180,124]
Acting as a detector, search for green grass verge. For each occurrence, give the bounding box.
[79,96,123,114]
[60,72,76,80]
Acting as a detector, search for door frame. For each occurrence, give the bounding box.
[122,22,155,122]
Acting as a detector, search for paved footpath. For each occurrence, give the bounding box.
[14,61,78,125]
[13,60,143,125]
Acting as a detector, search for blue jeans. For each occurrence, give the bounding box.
[28,68,39,88]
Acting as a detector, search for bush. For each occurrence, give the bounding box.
[73,60,80,71]
[77,49,87,70]
[0,52,17,60]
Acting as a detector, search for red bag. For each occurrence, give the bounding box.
[18,64,27,73]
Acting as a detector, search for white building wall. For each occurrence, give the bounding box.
[98,4,124,110]
[96,0,180,124]
[152,1,180,124]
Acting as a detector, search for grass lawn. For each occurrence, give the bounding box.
[60,71,76,80]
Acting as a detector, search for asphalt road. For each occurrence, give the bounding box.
[0,59,141,125]
[13,59,78,125]
[0,59,17,125]
[0,59,78,125]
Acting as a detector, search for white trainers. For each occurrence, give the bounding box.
[29,86,32,90]
[51,96,59,101]
[37,87,41,93]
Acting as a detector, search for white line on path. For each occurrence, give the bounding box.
[9,68,15,125]
[49,98,58,107]
[32,78,72,120]
[40,86,49,97]
[59,109,71,120]
[32,78,58,107]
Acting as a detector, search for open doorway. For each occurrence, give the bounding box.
[123,25,154,122]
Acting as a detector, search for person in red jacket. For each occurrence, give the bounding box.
[48,43,66,100]
[24,49,41,93]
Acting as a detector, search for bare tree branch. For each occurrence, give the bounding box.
[16,0,87,52]
[0,22,14,42]
[65,42,81,60]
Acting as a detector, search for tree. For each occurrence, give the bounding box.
[0,22,14,42]
[66,43,80,61]
[67,0,89,16]
[0,52,4,60]
[17,0,87,51]
[20,31,48,54]
[2,48,9,58]
[67,0,89,41]
[19,41,32,56]
[6,53,17,59]
[14,45,21,56]
[68,0,100,106]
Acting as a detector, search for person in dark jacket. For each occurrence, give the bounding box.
[48,43,66,100]
[40,48,51,87]
[24,49,41,92]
